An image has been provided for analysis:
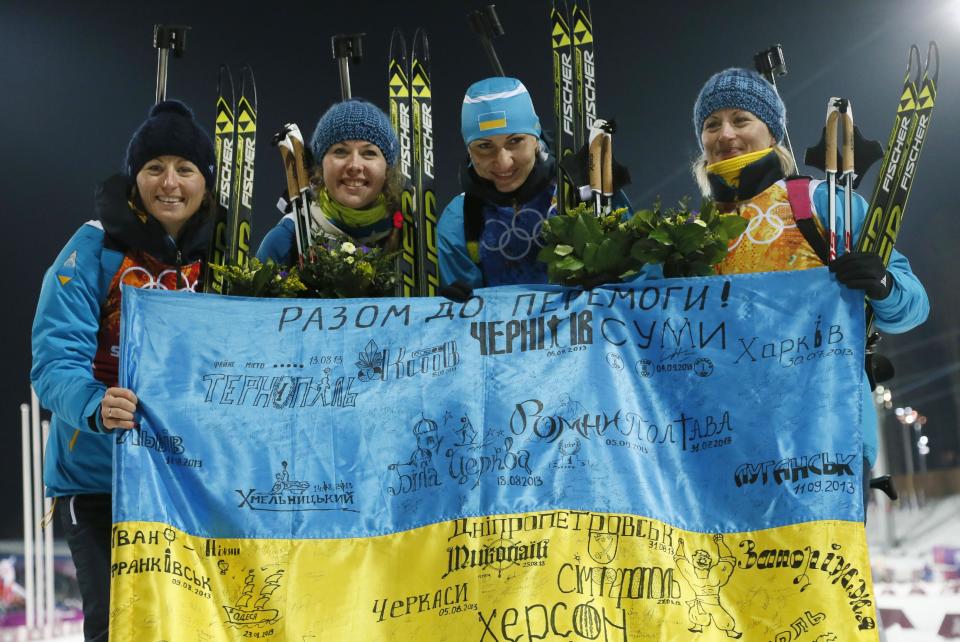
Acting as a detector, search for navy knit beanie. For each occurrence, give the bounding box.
[693,68,785,149]
[310,99,399,166]
[124,100,215,185]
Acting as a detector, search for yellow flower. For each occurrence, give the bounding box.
[358,262,375,279]
[341,242,357,254]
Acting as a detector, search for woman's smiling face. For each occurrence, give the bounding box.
[700,108,776,164]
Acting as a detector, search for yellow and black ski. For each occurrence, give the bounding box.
[204,65,235,294]
[411,29,439,297]
[858,42,938,268]
[230,66,257,271]
[551,0,576,215]
[857,42,938,335]
[857,45,922,258]
[204,64,256,293]
[571,0,597,151]
[388,29,419,297]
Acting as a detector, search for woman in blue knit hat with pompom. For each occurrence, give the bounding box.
[257,99,402,265]
[691,67,928,536]
[31,99,217,641]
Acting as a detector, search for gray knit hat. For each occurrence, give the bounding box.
[309,99,399,166]
[124,100,215,185]
[693,68,785,148]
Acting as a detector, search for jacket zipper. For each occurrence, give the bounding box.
[176,249,183,290]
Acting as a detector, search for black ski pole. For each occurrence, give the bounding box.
[753,44,797,170]
[469,5,506,76]
[332,34,365,100]
[153,24,190,104]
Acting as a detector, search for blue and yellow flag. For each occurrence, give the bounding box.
[113,268,878,640]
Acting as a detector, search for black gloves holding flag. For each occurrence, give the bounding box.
[829,252,894,300]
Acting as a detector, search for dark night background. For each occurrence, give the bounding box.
[2,0,958,539]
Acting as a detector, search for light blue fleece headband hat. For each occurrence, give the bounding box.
[461,77,541,145]
[693,67,786,150]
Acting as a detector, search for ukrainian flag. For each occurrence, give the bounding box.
[112,269,878,640]
[477,110,508,132]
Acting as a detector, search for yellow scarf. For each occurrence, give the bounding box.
[706,148,774,188]
[317,187,389,228]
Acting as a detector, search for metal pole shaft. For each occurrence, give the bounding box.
[31,388,44,629]
[338,58,351,100]
[764,76,797,171]
[42,419,54,632]
[20,402,35,630]
[155,48,169,103]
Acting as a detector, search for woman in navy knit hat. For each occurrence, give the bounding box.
[257,98,402,266]
[691,68,928,531]
[30,99,216,641]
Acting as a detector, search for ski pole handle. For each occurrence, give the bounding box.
[824,109,839,174]
[153,24,190,104]
[276,136,312,265]
[283,125,311,194]
[839,98,855,253]
[274,136,300,203]
[601,134,613,211]
[332,34,365,100]
[841,105,855,176]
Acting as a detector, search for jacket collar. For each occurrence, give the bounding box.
[459,153,556,207]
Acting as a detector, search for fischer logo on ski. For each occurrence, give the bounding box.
[231,72,257,272]
[551,0,576,214]
[572,0,597,149]
[389,29,419,297]
[411,29,440,296]
[205,66,235,294]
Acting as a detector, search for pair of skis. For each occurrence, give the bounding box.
[857,42,939,265]
[388,29,439,297]
[205,66,258,294]
[855,42,938,333]
[551,0,597,215]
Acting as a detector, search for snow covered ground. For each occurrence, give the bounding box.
[868,493,960,640]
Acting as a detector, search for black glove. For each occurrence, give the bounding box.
[829,252,894,300]
[439,280,474,303]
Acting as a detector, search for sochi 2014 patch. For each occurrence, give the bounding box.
[56,251,77,286]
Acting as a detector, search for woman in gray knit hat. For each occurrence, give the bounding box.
[690,65,928,565]
[257,98,403,266]
[31,99,216,641]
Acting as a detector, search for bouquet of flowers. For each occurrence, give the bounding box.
[537,199,747,286]
[213,237,398,299]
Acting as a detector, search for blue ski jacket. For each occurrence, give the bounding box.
[31,175,211,497]
[437,156,652,288]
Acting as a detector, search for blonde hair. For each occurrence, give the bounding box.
[691,144,796,197]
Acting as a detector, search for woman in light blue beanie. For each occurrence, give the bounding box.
[257,98,403,266]
[436,76,558,291]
